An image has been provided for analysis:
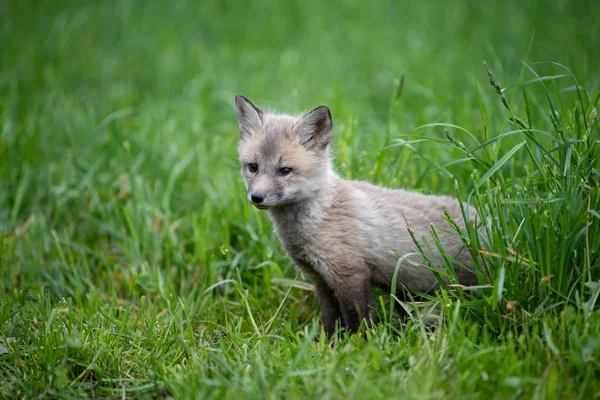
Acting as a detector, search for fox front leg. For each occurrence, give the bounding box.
[335,273,372,333]
[314,281,342,337]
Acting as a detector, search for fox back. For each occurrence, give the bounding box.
[235,95,480,335]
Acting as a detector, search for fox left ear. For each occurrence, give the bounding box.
[235,95,264,141]
[294,106,333,150]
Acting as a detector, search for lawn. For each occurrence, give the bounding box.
[1,0,600,398]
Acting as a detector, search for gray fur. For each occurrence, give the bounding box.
[235,96,481,335]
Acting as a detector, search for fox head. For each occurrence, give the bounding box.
[235,95,334,210]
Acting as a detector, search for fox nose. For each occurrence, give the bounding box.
[250,193,265,204]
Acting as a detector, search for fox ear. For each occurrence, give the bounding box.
[294,105,333,150]
[235,95,263,140]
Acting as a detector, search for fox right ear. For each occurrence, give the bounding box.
[235,95,263,140]
[294,105,333,151]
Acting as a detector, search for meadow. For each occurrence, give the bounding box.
[1,0,600,398]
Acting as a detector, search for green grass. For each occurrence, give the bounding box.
[2,0,600,398]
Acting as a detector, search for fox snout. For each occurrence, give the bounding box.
[250,192,265,204]
[245,176,280,209]
[247,186,274,209]
[248,191,272,210]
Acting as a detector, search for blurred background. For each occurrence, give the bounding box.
[2,0,599,295]
[2,0,599,298]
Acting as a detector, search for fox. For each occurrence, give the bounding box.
[235,95,481,336]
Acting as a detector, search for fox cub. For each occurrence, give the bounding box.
[235,95,479,335]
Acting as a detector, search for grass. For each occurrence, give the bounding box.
[1,0,600,398]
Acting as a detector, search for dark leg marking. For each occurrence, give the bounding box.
[336,276,372,333]
[314,281,342,337]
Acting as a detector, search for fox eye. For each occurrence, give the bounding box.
[279,167,293,176]
[248,163,258,173]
